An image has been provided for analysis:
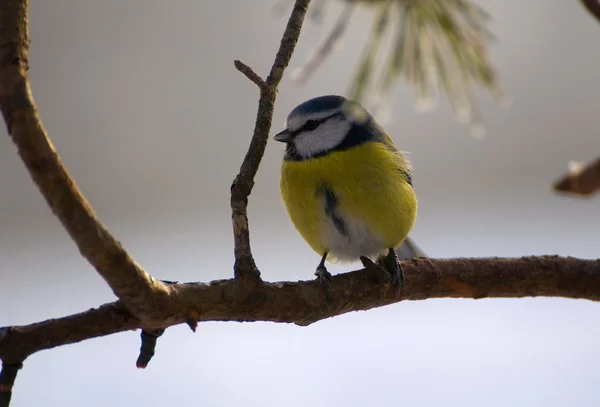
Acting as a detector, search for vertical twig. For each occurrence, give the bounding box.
[231,0,312,280]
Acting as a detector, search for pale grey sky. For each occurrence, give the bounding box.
[1,1,599,406]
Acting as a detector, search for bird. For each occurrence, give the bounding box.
[274,95,418,293]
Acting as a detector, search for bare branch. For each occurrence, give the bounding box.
[0,0,171,319]
[554,157,600,197]
[1,256,599,366]
[230,0,311,279]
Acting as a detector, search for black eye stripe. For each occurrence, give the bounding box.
[302,120,320,132]
[291,112,342,136]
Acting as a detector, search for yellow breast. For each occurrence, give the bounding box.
[280,141,418,261]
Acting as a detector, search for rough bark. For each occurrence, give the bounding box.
[2,256,599,364]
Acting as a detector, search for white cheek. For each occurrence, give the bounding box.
[293,120,350,159]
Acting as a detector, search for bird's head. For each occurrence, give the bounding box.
[273,95,374,160]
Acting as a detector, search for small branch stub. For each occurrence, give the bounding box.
[0,362,23,407]
[234,60,266,89]
[185,310,200,332]
[136,329,165,369]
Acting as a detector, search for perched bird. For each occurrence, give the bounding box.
[274,95,418,292]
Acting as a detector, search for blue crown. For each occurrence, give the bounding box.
[289,95,347,117]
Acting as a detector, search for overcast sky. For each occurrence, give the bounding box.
[1,1,600,406]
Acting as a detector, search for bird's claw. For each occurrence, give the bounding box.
[315,266,333,285]
[385,250,405,298]
[315,265,334,301]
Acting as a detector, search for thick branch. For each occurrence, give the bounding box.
[553,157,600,197]
[230,0,311,278]
[1,256,599,363]
[0,0,171,319]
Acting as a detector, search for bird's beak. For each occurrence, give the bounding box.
[273,129,293,143]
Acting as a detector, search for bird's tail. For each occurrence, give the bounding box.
[396,237,425,260]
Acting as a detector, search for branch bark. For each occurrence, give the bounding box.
[2,256,600,364]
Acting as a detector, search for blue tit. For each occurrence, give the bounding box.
[274,95,418,291]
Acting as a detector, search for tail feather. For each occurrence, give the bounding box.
[396,237,425,260]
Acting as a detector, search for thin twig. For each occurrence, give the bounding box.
[0,0,171,321]
[1,256,599,364]
[553,157,600,197]
[230,0,311,279]
[234,60,265,89]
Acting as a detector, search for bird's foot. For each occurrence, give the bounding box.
[315,265,333,285]
[384,249,405,298]
[365,256,393,285]
[315,264,333,301]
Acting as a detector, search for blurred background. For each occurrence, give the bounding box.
[1,0,599,406]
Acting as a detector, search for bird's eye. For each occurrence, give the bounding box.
[302,120,320,132]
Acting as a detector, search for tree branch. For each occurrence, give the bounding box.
[230,0,311,279]
[2,256,599,365]
[553,157,600,197]
[0,0,172,320]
